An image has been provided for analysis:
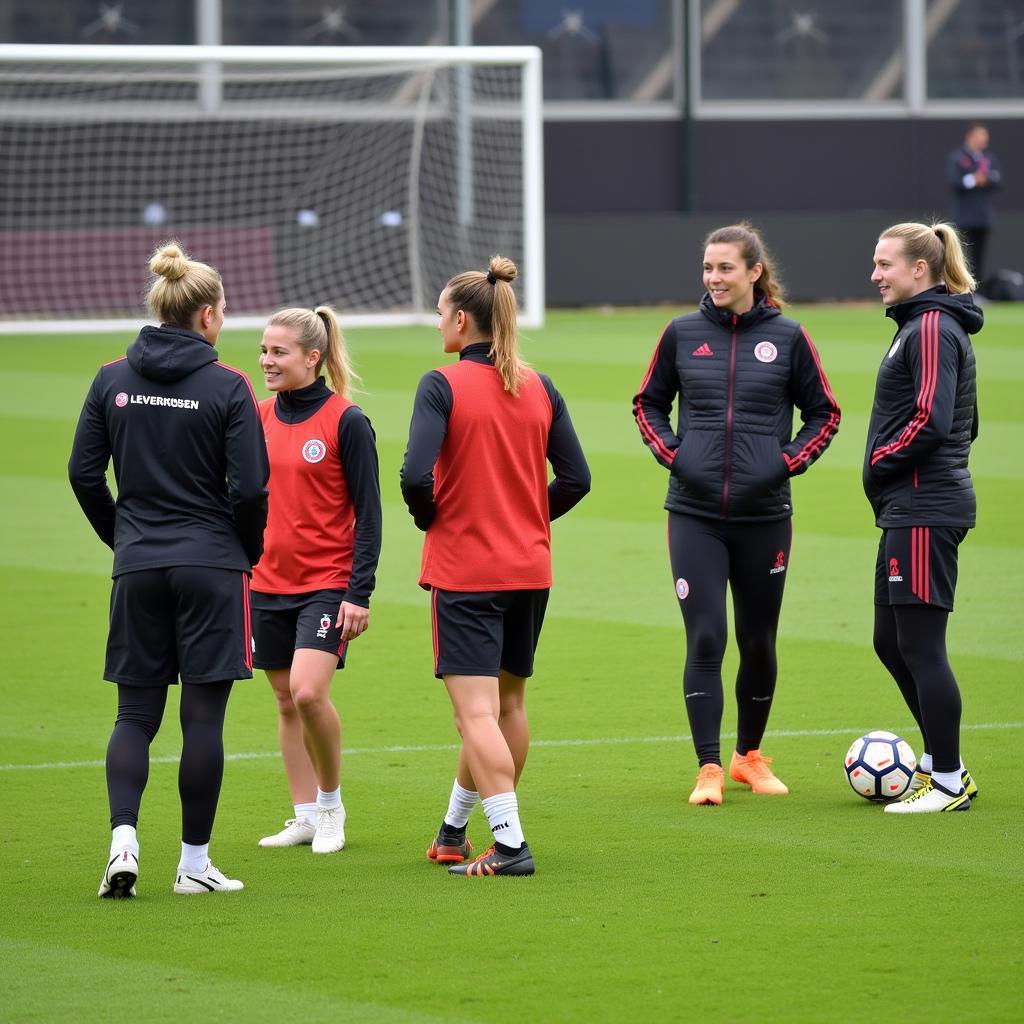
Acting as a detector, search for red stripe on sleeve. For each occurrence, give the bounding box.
[871,311,940,466]
[215,362,260,407]
[784,328,841,470]
[634,330,678,466]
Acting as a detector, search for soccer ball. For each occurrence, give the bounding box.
[844,731,917,802]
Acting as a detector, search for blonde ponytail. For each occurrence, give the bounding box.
[266,305,360,397]
[878,221,977,295]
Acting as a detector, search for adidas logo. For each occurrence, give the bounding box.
[691,343,713,357]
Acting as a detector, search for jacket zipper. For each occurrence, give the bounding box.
[721,314,738,517]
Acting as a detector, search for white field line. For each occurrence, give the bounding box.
[2,721,1021,772]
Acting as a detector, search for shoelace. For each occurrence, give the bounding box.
[902,783,936,803]
[696,765,722,784]
[469,846,496,864]
[742,755,775,779]
[317,807,341,832]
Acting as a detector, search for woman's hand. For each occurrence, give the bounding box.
[336,601,369,643]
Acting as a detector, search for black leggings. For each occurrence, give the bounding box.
[106,681,233,844]
[873,604,961,772]
[669,513,792,766]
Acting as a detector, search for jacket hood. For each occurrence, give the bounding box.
[886,285,984,335]
[126,324,218,382]
[699,291,782,329]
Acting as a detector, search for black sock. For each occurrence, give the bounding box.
[495,840,525,856]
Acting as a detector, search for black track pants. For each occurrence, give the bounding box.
[106,681,234,843]
[873,604,961,771]
[668,513,792,766]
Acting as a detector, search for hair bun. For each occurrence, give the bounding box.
[488,255,518,284]
[149,242,189,282]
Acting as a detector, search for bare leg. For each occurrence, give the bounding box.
[443,675,514,800]
[265,668,316,805]
[288,648,343,792]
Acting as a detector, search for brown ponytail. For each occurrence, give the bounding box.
[445,255,526,395]
[265,305,359,397]
[878,221,976,295]
[703,223,786,310]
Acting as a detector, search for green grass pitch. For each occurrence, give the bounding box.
[2,303,1022,1023]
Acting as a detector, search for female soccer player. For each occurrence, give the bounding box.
[252,307,381,853]
[401,256,590,877]
[633,223,840,807]
[69,241,269,897]
[866,222,982,814]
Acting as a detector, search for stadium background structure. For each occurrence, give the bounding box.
[2,0,1024,315]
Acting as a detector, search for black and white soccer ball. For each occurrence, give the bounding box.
[844,731,917,802]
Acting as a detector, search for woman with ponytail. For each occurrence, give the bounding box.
[632,223,840,807]
[866,222,982,815]
[401,255,590,877]
[252,306,381,853]
[69,241,269,898]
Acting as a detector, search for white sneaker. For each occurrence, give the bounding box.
[258,818,316,848]
[98,846,138,899]
[884,780,971,814]
[173,862,244,894]
[312,804,346,854]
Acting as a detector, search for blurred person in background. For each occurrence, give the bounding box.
[866,221,982,814]
[252,306,381,855]
[401,255,590,877]
[632,223,840,808]
[69,241,268,897]
[947,123,1002,283]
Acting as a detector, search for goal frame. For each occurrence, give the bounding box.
[0,44,545,332]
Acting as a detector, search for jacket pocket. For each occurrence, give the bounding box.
[729,432,789,508]
[670,429,722,499]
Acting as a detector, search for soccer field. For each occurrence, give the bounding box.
[2,303,1022,1023]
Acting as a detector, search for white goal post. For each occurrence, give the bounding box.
[0,44,544,332]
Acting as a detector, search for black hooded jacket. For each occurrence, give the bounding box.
[863,286,982,528]
[68,324,270,574]
[633,293,840,521]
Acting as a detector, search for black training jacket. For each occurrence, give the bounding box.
[863,286,981,529]
[68,324,270,575]
[633,293,840,521]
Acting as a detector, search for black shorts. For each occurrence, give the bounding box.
[874,527,968,611]
[250,589,348,671]
[105,567,252,686]
[431,588,549,680]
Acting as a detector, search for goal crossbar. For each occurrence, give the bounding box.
[0,44,545,332]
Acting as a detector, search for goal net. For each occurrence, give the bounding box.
[0,44,544,331]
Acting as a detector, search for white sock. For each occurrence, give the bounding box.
[317,787,342,810]
[294,802,318,825]
[919,752,933,773]
[482,791,525,849]
[179,842,209,873]
[110,824,139,857]
[932,770,963,794]
[443,780,478,829]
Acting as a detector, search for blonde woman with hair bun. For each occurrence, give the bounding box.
[867,221,982,815]
[251,305,381,854]
[69,240,269,898]
[400,255,591,877]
